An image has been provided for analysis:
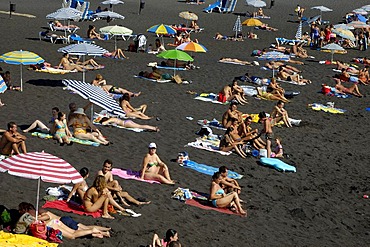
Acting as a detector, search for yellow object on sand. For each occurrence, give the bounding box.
[0,231,58,247]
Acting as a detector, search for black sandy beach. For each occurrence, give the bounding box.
[0,0,369,246]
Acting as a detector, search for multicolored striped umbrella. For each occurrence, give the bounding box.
[0,50,44,91]
[0,75,7,93]
[176,42,207,53]
[147,24,176,35]
[0,151,83,220]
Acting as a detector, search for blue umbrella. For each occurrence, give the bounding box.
[356,14,367,23]
[0,75,7,93]
[258,51,289,77]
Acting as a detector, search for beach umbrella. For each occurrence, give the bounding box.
[62,79,126,117]
[242,18,263,26]
[0,151,83,221]
[295,21,302,39]
[332,28,355,42]
[157,49,194,76]
[303,15,321,26]
[147,24,176,44]
[176,41,207,52]
[258,51,290,77]
[0,75,7,93]
[179,11,198,21]
[0,50,44,92]
[101,0,124,11]
[352,8,368,15]
[58,43,108,83]
[321,43,345,62]
[233,16,242,38]
[333,24,354,30]
[347,21,370,29]
[93,11,125,20]
[311,6,332,21]
[99,25,133,50]
[361,5,370,11]
[246,0,266,8]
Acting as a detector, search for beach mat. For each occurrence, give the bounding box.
[42,200,102,218]
[182,160,243,179]
[186,137,232,156]
[185,198,242,216]
[308,103,346,114]
[111,168,161,184]
[194,93,228,105]
[31,132,100,146]
[133,75,172,83]
[0,230,59,247]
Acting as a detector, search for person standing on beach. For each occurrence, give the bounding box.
[0,122,27,155]
[258,112,273,158]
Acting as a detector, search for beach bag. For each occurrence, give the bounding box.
[217,92,227,103]
[47,227,63,243]
[14,212,34,234]
[29,221,47,240]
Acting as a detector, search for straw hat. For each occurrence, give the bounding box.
[74,108,86,115]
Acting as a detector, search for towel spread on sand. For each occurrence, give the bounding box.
[218,60,252,66]
[0,230,58,247]
[133,75,172,83]
[34,67,76,74]
[308,103,346,114]
[181,160,243,179]
[194,93,228,105]
[111,168,161,184]
[186,136,232,156]
[185,199,242,216]
[93,114,145,133]
[197,119,226,130]
[31,132,100,146]
[42,200,102,218]
[276,78,307,86]
[147,63,188,71]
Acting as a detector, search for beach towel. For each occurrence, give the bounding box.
[194,93,228,105]
[186,137,232,156]
[133,75,172,83]
[218,60,252,66]
[34,67,76,74]
[93,114,145,133]
[308,103,346,114]
[147,62,188,71]
[259,158,297,172]
[185,199,242,216]
[42,200,101,218]
[197,119,226,130]
[31,132,100,146]
[111,168,161,184]
[0,230,58,247]
[181,160,243,179]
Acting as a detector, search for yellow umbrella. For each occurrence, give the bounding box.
[242,18,263,26]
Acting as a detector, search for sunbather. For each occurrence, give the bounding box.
[66,167,89,203]
[231,80,248,103]
[140,142,175,184]
[334,78,363,97]
[100,117,159,132]
[336,61,359,74]
[218,166,242,194]
[119,93,152,120]
[352,57,370,65]
[271,101,292,127]
[241,116,266,149]
[265,62,301,73]
[253,8,269,18]
[209,172,246,215]
[292,43,308,58]
[103,48,128,59]
[23,107,59,133]
[68,108,109,145]
[54,20,78,29]
[219,57,252,65]
[154,39,166,52]
[151,229,179,247]
[54,112,73,145]
[258,23,278,31]
[222,102,244,128]
[277,66,311,84]
[219,83,248,105]
[3,71,20,90]
[91,74,141,97]
[58,53,85,72]
[257,87,289,102]
[87,25,104,40]
[219,126,247,158]
[0,122,27,155]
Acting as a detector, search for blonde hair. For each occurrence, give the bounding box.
[95,74,103,80]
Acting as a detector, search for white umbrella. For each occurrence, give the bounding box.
[233,16,242,38]
[93,11,125,20]
[99,25,133,50]
[46,8,82,36]
[58,43,108,82]
[246,0,266,8]
[361,5,370,11]
[352,8,368,15]
[295,21,302,39]
[333,24,354,30]
[311,5,332,21]
[101,0,124,11]
[322,43,345,62]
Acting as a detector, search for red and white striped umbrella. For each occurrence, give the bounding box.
[0,152,83,219]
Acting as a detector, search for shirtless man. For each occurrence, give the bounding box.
[277,67,311,84]
[219,166,241,194]
[265,61,301,73]
[334,78,363,97]
[220,84,248,105]
[222,102,244,128]
[0,122,27,155]
[97,159,151,206]
[58,53,85,72]
[258,112,273,158]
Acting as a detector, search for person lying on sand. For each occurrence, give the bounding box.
[219,57,252,65]
[257,87,289,103]
[140,142,175,185]
[258,23,278,31]
[103,48,128,59]
[92,74,141,97]
[119,93,153,120]
[209,172,246,215]
[100,117,159,132]
[17,202,111,239]
[336,61,359,74]
[97,159,152,206]
[265,61,301,73]
[333,78,363,97]
[352,57,370,65]
[291,43,308,58]
[277,66,311,84]
[334,69,368,85]
[0,122,27,155]
[58,53,85,72]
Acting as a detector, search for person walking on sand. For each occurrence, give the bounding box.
[258,112,273,158]
[0,122,27,155]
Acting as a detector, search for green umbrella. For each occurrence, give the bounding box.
[156,50,194,76]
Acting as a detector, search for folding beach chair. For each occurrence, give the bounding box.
[220,0,238,13]
[275,38,307,47]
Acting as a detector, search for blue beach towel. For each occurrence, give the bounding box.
[182,160,243,179]
[260,158,296,172]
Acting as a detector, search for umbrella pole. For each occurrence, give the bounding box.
[174,59,176,77]
[115,36,117,51]
[331,51,334,63]
[83,56,86,83]
[35,177,41,221]
[20,65,23,92]
[91,104,94,121]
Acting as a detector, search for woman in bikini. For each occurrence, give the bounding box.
[54,112,73,145]
[140,142,175,185]
[271,101,292,128]
[83,175,128,219]
[209,172,246,215]
[87,25,104,40]
[256,87,289,103]
[58,53,85,72]
[91,74,141,97]
[99,117,159,132]
[66,167,90,203]
[119,93,152,120]
[68,108,109,145]
[277,66,311,85]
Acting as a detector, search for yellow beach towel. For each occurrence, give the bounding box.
[0,231,58,247]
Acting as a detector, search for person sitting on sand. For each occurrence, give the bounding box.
[271,100,292,128]
[0,122,27,155]
[240,116,266,150]
[277,66,311,84]
[209,172,246,215]
[18,202,111,239]
[69,55,101,69]
[257,87,289,102]
[219,83,248,105]
[333,78,363,97]
[190,20,200,30]
[292,43,308,58]
[66,167,90,203]
[358,66,369,85]
[119,93,153,120]
[54,111,73,145]
[91,74,141,97]
[83,175,131,219]
[58,53,85,72]
[253,8,269,18]
[154,38,166,52]
[231,79,248,103]
[68,108,109,145]
[151,229,179,247]
[3,71,20,91]
[267,77,285,95]
[87,25,104,40]
[23,107,59,133]
[222,102,244,128]
[100,117,159,132]
[67,102,92,122]
[140,142,175,185]
[103,48,128,59]
[219,166,242,194]
[214,32,228,40]
[219,125,247,158]
[271,137,283,158]
[97,159,151,206]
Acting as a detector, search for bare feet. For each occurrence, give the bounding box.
[92,233,104,239]
[133,92,141,97]
[102,214,115,219]
[138,201,151,205]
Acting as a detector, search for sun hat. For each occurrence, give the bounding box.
[74,108,86,115]
[148,142,157,149]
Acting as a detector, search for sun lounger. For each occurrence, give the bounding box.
[68,33,95,44]
[39,31,68,44]
[203,0,221,13]
[48,22,79,33]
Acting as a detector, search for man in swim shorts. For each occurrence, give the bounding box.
[258,112,273,158]
[0,122,27,155]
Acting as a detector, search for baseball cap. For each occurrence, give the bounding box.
[148,143,157,149]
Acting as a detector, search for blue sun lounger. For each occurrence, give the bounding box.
[203,0,221,13]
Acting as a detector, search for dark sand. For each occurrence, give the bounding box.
[0,0,369,246]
